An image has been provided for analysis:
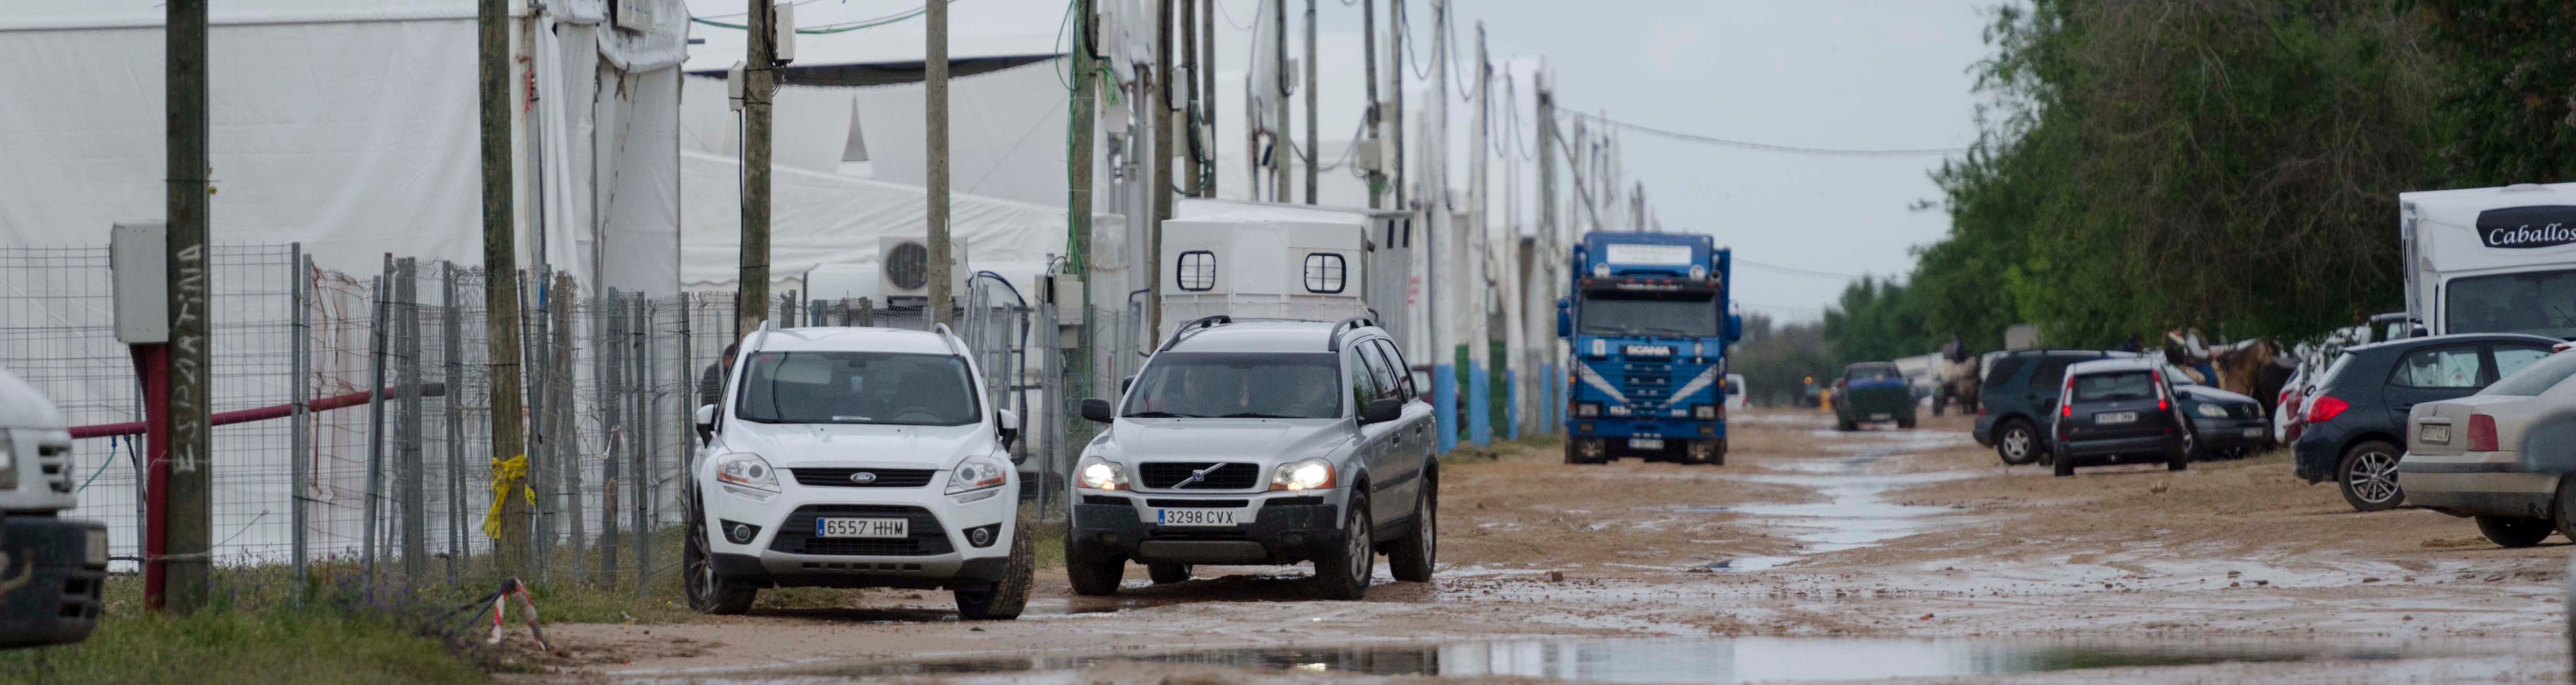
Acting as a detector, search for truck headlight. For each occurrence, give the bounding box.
[1576,403,1601,418]
[1076,457,1129,490]
[1694,405,1717,419]
[713,453,777,493]
[945,456,1011,495]
[1271,459,1337,491]
[2194,403,2227,419]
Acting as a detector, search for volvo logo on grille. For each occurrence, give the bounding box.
[1173,465,1220,488]
[849,472,879,484]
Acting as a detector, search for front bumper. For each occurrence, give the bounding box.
[1071,489,1349,565]
[698,474,1021,591]
[1566,417,1723,441]
[2194,416,2272,452]
[0,515,106,648]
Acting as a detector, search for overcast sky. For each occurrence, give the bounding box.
[685,0,1999,320]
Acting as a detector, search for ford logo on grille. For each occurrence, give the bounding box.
[849,472,879,484]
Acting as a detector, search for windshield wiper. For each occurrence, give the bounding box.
[1123,410,1200,418]
[1217,412,1294,419]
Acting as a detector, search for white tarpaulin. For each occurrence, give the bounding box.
[678,150,1064,291]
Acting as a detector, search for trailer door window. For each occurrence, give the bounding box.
[1302,253,1347,293]
[2446,269,2576,338]
[1177,250,1217,291]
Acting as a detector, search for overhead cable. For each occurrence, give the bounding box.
[1558,110,1971,157]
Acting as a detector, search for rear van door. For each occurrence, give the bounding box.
[2064,369,2168,443]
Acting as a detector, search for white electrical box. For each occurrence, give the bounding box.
[727,61,746,111]
[772,1,796,65]
[1354,138,1385,173]
[110,222,169,345]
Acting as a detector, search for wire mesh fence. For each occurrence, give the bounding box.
[0,243,1088,592]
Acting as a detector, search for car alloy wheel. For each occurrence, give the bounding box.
[1344,503,1372,585]
[2347,450,2400,506]
[1998,423,2039,465]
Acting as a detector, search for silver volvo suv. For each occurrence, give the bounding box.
[1070,316,1439,599]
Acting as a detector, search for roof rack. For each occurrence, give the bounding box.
[931,322,969,357]
[1157,314,1235,352]
[1325,316,1376,352]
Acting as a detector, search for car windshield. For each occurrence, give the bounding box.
[1577,290,1719,337]
[2447,269,2576,338]
[1846,365,1899,382]
[2483,351,2576,396]
[2072,370,2157,402]
[1122,352,1341,419]
[734,351,979,426]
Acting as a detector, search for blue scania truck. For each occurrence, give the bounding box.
[1555,232,1741,465]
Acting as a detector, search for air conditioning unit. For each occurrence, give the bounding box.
[878,235,968,304]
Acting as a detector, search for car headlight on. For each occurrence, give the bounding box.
[1694,405,1717,419]
[2194,403,2228,419]
[1576,403,1601,418]
[714,453,777,493]
[946,455,1011,495]
[1271,458,1337,491]
[1075,456,1129,491]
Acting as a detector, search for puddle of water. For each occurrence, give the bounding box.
[736,637,2511,683]
[1678,451,1981,570]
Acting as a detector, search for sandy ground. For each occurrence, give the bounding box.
[522,409,2575,684]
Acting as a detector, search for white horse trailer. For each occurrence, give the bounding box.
[1157,200,1415,351]
[2402,182,2576,339]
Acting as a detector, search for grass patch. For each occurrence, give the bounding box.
[0,570,493,685]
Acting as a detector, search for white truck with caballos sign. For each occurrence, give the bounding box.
[2402,182,2576,340]
[0,364,107,648]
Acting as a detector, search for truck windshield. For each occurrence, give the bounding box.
[1122,352,1341,419]
[735,351,979,426]
[2447,269,2576,339]
[1578,291,1719,337]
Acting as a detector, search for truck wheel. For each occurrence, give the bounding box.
[1065,527,1125,597]
[1388,472,1438,583]
[1147,563,1192,585]
[2477,515,2554,549]
[684,495,756,615]
[1313,492,1375,600]
[2337,440,2405,512]
[1712,438,1727,467]
[1682,439,1719,465]
[1996,420,2042,465]
[954,511,1035,620]
[1896,414,1917,429]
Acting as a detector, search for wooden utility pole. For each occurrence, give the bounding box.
[1201,0,1217,198]
[1149,0,1175,339]
[1180,0,1201,197]
[477,0,531,574]
[1362,0,1381,209]
[740,1,775,336]
[163,0,212,612]
[1302,0,1317,204]
[1070,0,1097,392]
[928,0,954,327]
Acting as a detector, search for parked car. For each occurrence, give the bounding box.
[1834,362,1916,430]
[1975,349,2136,465]
[1723,373,1748,410]
[1071,316,1438,600]
[2048,359,2191,476]
[2292,333,2560,512]
[2161,362,2273,459]
[686,324,1034,619]
[2400,349,2576,547]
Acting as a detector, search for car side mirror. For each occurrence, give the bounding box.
[1082,397,1115,423]
[996,409,1021,454]
[1121,375,1135,395]
[695,404,717,434]
[1555,298,1572,338]
[1362,397,1404,424]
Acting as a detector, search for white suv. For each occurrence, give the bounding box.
[685,324,1032,619]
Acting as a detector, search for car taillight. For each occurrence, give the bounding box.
[2468,414,2499,452]
[2307,395,2349,424]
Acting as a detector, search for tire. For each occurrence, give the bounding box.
[2053,452,2076,477]
[1996,420,2043,466]
[2177,417,2210,463]
[1896,414,1917,429]
[1147,563,1192,585]
[1563,441,1580,464]
[1065,527,1125,597]
[1681,440,1719,465]
[2552,477,2576,539]
[2337,440,2405,512]
[1313,491,1375,600]
[1712,438,1727,467]
[2477,515,2555,549]
[684,495,756,615]
[1835,415,1858,431]
[954,511,1036,620]
[1388,473,1438,583]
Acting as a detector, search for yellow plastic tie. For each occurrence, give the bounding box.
[482,454,536,540]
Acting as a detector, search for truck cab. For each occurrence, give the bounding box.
[0,364,107,648]
[2401,182,2576,340]
[1555,232,1742,465]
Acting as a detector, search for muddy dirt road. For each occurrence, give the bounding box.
[534,410,2574,683]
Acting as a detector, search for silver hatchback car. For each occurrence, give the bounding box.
[1070,316,1439,600]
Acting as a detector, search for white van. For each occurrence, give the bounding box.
[686,324,1031,619]
[1724,373,1748,410]
[2402,183,2576,339]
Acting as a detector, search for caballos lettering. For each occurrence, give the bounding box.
[2476,206,2576,249]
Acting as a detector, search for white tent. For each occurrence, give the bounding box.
[677,150,1066,292]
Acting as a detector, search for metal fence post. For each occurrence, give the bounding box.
[441,262,464,582]
[527,271,553,584]
[288,246,311,581]
[518,270,544,578]
[599,289,624,588]
[362,262,388,589]
[397,259,426,586]
[554,274,582,584]
[631,295,652,591]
